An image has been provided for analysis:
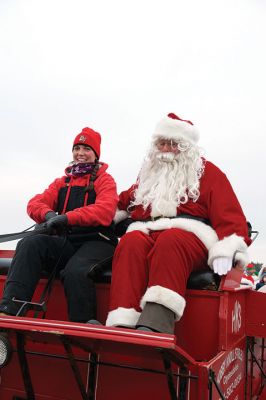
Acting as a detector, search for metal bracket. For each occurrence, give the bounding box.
[60,335,91,400]
[12,298,46,317]
[209,369,226,400]
[16,332,35,400]
[160,350,178,400]
[248,341,266,380]
[247,338,266,398]
[159,348,198,400]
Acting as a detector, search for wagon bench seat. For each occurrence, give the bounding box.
[0,250,221,289]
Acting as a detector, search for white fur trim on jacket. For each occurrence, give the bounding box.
[127,217,218,250]
[208,234,249,269]
[106,307,141,327]
[113,209,129,225]
[140,285,186,321]
[240,277,255,289]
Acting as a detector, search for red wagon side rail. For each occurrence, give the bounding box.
[0,250,266,399]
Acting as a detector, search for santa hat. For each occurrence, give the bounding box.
[246,262,255,270]
[153,113,199,144]
[73,127,101,159]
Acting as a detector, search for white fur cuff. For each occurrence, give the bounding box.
[126,221,150,235]
[106,307,141,327]
[140,285,186,321]
[113,209,129,225]
[240,277,255,289]
[208,234,249,268]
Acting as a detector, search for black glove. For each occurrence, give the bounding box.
[45,215,68,235]
[114,218,133,237]
[34,222,46,231]
[45,211,57,221]
[34,212,58,231]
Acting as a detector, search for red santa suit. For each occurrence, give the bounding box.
[241,273,255,288]
[106,114,251,329]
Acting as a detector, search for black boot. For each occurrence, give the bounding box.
[136,302,175,334]
[87,319,103,325]
[136,326,155,333]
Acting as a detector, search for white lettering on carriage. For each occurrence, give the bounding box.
[232,301,241,333]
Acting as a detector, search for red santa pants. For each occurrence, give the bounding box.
[107,228,208,327]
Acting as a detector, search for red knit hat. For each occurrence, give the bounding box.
[73,127,101,159]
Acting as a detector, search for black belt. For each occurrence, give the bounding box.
[145,214,211,226]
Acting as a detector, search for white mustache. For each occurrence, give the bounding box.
[156,152,176,162]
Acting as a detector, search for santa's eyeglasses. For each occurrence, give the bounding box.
[156,139,179,150]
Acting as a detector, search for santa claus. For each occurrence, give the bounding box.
[105,113,251,334]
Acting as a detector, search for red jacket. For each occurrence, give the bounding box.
[116,161,251,267]
[27,162,118,228]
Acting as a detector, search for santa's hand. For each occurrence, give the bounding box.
[212,257,233,275]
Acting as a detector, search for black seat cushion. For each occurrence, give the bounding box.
[0,257,220,289]
[187,270,221,290]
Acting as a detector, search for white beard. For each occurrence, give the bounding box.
[131,144,204,218]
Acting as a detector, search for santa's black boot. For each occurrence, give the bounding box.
[136,302,175,334]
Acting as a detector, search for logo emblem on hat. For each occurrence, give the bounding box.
[79,135,86,142]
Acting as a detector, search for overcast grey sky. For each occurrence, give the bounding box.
[0,0,265,264]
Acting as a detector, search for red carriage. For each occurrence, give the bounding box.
[0,230,265,400]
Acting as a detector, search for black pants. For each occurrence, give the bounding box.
[0,234,115,322]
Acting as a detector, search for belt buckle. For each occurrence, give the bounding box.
[150,216,162,221]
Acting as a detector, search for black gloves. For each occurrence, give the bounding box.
[34,222,46,231]
[114,218,133,237]
[45,215,68,235]
[45,211,57,221]
[33,210,56,231]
